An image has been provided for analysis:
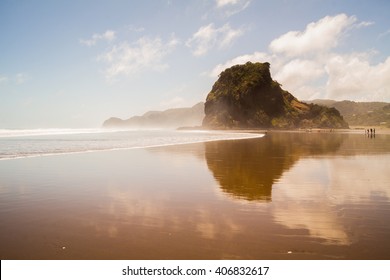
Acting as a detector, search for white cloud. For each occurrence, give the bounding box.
[273,59,325,99]
[269,14,357,57]
[355,21,374,28]
[209,13,390,102]
[98,35,179,81]
[80,30,116,46]
[274,59,324,85]
[0,73,30,85]
[379,29,390,39]
[325,53,390,101]
[126,25,145,33]
[209,51,272,77]
[0,75,9,84]
[215,0,251,16]
[289,85,325,101]
[216,0,240,7]
[15,73,30,84]
[186,23,244,56]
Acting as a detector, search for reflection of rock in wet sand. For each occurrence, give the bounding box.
[205,132,344,201]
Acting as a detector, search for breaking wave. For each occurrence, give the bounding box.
[0,128,264,160]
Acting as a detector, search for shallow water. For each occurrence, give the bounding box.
[0,131,389,259]
[0,129,263,160]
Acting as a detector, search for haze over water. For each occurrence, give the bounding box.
[0,130,389,259]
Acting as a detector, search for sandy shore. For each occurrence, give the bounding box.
[1,132,390,259]
[247,126,390,135]
[183,125,390,135]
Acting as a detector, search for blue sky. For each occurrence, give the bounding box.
[1,0,389,128]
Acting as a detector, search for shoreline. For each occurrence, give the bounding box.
[0,130,265,162]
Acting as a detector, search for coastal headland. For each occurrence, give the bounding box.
[103,62,389,132]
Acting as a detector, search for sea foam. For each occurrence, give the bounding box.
[0,129,264,160]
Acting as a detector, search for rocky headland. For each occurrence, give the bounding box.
[202,62,348,129]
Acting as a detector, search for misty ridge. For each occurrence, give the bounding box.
[103,102,205,129]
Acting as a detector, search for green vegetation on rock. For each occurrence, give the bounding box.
[202,62,349,129]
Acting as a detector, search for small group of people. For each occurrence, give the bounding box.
[366,128,376,137]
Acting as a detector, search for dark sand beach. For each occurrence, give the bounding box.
[1,131,390,259]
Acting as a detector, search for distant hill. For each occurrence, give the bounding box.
[202,62,348,129]
[103,102,205,129]
[310,100,390,127]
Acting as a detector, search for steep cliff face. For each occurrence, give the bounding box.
[202,62,349,129]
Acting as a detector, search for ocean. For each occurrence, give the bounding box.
[0,128,264,160]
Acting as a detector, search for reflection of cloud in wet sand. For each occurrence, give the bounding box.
[328,156,390,203]
[86,181,245,243]
[272,155,390,245]
[195,208,243,240]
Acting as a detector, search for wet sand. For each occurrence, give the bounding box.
[1,131,390,259]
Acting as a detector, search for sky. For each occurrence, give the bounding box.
[1,0,389,128]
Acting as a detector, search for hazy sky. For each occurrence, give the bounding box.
[1,0,389,128]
